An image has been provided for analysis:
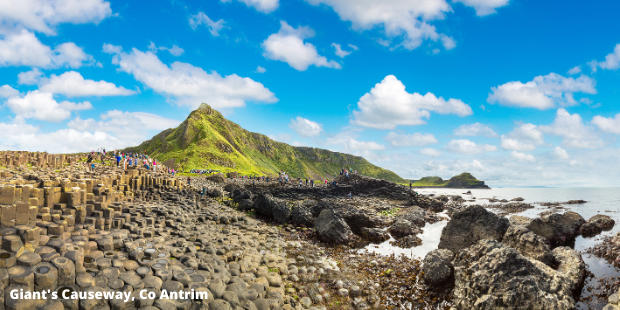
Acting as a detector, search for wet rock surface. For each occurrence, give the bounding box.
[438,205,509,252]
[526,211,585,247]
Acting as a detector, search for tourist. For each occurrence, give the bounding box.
[187,177,191,186]
[116,154,121,167]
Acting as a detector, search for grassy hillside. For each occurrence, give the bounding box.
[409,173,488,188]
[123,103,407,183]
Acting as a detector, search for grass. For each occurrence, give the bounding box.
[379,208,400,217]
[122,103,407,183]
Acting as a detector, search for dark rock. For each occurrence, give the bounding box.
[291,204,314,227]
[422,249,454,286]
[236,199,253,212]
[360,228,389,243]
[398,206,426,227]
[315,209,353,244]
[338,206,378,234]
[580,214,615,237]
[501,226,554,266]
[271,200,292,224]
[207,173,226,183]
[438,205,509,252]
[527,211,585,246]
[453,239,577,310]
[387,220,420,238]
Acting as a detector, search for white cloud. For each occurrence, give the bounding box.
[500,123,544,151]
[487,73,596,109]
[453,122,498,138]
[0,0,112,35]
[103,44,277,109]
[511,151,535,162]
[551,146,569,159]
[289,116,323,137]
[384,132,438,146]
[453,0,510,16]
[6,90,92,122]
[444,139,497,154]
[540,108,603,149]
[567,66,581,75]
[351,75,472,129]
[189,12,226,36]
[332,43,354,58]
[305,0,458,50]
[592,113,620,135]
[256,66,266,73]
[148,42,184,56]
[39,71,136,97]
[262,21,341,71]
[69,110,180,132]
[268,133,292,142]
[222,0,279,13]
[348,44,358,50]
[343,139,385,151]
[420,148,442,157]
[589,44,620,72]
[0,122,124,153]
[0,30,95,68]
[17,68,43,85]
[0,85,19,98]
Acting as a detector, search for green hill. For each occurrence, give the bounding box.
[123,103,407,183]
[409,173,488,188]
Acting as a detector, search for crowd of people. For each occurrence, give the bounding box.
[84,148,177,175]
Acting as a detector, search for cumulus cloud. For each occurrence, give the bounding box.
[0,0,112,35]
[256,66,266,73]
[351,75,472,129]
[332,43,354,58]
[500,123,544,151]
[305,0,460,50]
[189,12,226,36]
[592,113,620,135]
[0,85,19,98]
[17,68,43,85]
[289,117,323,137]
[453,122,498,138]
[568,66,581,75]
[511,151,535,162]
[343,139,385,151]
[38,71,136,97]
[589,43,620,72]
[384,132,438,146]
[0,30,96,68]
[487,73,596,109]
[551,146,569,159]
[148,42,184,56]
[222,0,279,13]
[540,108,603,149]
[103,44,277,109]
[0,122,123,153]
[268,133,291,142]
[420,148,442,157]
[262,21,340,71]
[6,90,92,122]
[444,139,497,154]
[69,110,180,132]
[453,0,510,16]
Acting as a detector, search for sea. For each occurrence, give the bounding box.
[358,187,620,309]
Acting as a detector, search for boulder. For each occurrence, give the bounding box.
[398,206,426,227]
[232,189,252,201]
[452,239,577,310]
[315,209,353,244]
[387,220,420,239]
[291,204,314,227]
[252,194,276,217]
[422,249,454,286]
[438,205,510,252]
[580,214,615,237]
[339,206,378,234]
[223,183,241,195]
[552,246,586,297]
[236,199,253,212]
[509,215,533,227]
[207,173,226,183]
[271,200,292,224]
[360,228,390,243]
[501,226,554,266]
[208,188,223,198]
[526,211,585,246]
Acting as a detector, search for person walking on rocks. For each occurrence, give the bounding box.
[187,177,191,186]
[116,153,121,167]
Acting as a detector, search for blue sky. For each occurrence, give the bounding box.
[1,0,620,187]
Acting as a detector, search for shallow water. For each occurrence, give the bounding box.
[360,187,620,309]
